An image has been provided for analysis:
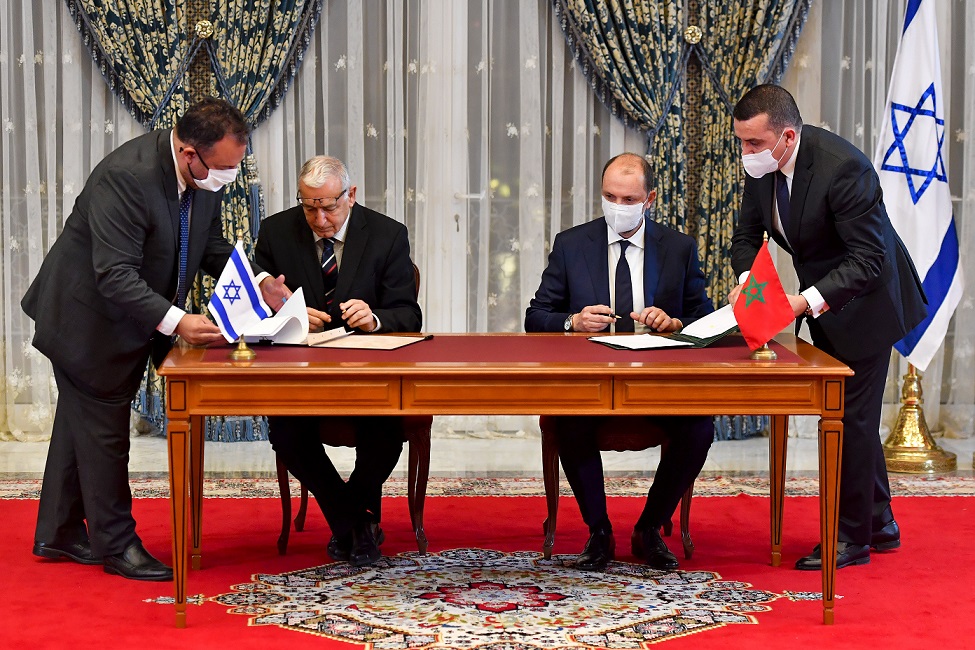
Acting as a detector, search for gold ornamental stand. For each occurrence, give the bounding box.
[230,336,256,362]
[882,364,956,473]
[750,342,777,361]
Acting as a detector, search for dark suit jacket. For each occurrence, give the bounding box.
[525,217,714,332]
[254,203,421,332]
[731,125,926,361]
[22,129,235,394]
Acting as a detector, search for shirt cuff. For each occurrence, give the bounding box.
[738,270,750,285]
[372,314,382,332]
[158,305,186,336]
[254,271,270,284]
[800,287,829,318]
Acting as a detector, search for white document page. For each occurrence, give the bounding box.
[243,287,310,344]
[588,334,694,350]
[679,304,738,339]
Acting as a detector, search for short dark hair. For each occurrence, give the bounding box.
[733,84,803,133]
[602,153,654,195]
[175,97,250,153]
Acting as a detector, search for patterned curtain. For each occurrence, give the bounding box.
[65,0,323,439]
[553,0,809,439]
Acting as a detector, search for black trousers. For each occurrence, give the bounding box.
[809,322,894,545]
[554,415,714,534]
[268,415,404,537]
[35,363,147,557]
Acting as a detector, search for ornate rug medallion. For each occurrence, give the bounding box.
[213,548,784,647]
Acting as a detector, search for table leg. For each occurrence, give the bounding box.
[189,415,205,570]
[768,415,789,567]
[818,416,843,625]
[167,414,190,628]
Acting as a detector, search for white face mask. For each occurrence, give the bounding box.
[193,166,238,192]
[601,196,646,235]
[741,130,787,178]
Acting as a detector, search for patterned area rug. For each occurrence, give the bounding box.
[3,474,975,499]
[205,548,815,648]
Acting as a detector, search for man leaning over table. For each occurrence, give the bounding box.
[525,152,715,571]
[22,98,290,581]
[254,155,421,567]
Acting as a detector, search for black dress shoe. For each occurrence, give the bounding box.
[329,524,384,562]
[632,527,679,571]
[576,528,615,571]
[350,521,382,567]
[871,519,900,551]
[103,542,173,581]
[795,542,870,571]
[33,540,102,566]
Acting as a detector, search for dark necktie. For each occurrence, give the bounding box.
[615,240,634,332]
[320,237,337,310]
[176,188,194,308]
[775,170,791,231]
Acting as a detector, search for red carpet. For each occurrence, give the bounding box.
[2,494,973,648]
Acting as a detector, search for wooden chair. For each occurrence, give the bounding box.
[540,415,694,560]
[276,262,432,555]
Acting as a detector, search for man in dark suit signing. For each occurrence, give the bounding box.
[22,98,290,581]
[730,84,927,570]
[255,155,421,567]
[525,153,715,571]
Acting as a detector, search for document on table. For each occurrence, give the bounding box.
[589,333,694,350]
[589,304,739,350]
[307,333,432,350]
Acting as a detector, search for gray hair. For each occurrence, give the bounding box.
[298,155,351,191]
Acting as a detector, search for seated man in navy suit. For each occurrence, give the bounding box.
[525,153,715,571]
[255,156,421,567]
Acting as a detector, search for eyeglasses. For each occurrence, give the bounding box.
[296,188,348,214]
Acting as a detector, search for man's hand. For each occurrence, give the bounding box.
[573,305,617,332]
[787,294,810,317]
[260,274,292,312]
[633,306,680,332]
[727,282,744,307]
[340,299,377,331]
[175,314,226,346]
[306,307,332,332]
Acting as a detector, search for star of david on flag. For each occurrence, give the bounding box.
[872,0,963,371]
[207,240,272,343]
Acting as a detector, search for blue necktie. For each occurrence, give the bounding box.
[775,170,790,230]
[320,237,337,310]
[615,240,634,332]
[176,188,194,308]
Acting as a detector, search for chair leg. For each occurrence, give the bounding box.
[295,485,308,532]
[275,454,292,555]
[541,422,560,559]
[406,425,431,555]
[680,481,694,559]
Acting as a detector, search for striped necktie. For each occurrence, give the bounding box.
[176,188,194,307]
[320,237,337,310]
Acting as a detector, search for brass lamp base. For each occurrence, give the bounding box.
[230,336,257,362]
[882,364,956,474]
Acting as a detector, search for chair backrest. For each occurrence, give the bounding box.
[412,261,420,299]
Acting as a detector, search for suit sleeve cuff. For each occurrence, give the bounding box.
[800,287,829,318]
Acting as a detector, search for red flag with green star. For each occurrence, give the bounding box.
[733,241,795,350]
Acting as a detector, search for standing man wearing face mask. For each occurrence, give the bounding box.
[22,97,290,581]
[525,153,715,571]
[729,84,926,570]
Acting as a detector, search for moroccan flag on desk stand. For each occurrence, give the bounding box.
[733,241,795,350]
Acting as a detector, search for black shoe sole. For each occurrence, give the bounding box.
[103,564,173,581]
[871,539,901,551]
[33,545,103,566]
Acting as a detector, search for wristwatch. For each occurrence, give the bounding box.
[564,314,574,332]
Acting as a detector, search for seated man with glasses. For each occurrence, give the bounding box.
[255,155,422,566]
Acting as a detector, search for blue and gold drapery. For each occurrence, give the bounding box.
[554,0,810,439]
[64,0,323,439]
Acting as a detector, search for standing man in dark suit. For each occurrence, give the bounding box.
[22,98,290,581]
[730,84,927,570]
[255,155,421,567]
[525,153,715,571]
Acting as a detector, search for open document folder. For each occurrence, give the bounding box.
[590,304,739,350]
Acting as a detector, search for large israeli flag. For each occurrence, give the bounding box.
[208,240,272,343]
[873,0,963,371]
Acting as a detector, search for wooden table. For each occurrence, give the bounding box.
[158,333,851,627]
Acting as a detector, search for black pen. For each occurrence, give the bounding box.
[604,312,622,320]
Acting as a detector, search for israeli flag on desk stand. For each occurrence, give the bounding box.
[208,240,272,343]
[872,0,963,372]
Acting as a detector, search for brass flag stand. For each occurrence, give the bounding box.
[882,364,956,473]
